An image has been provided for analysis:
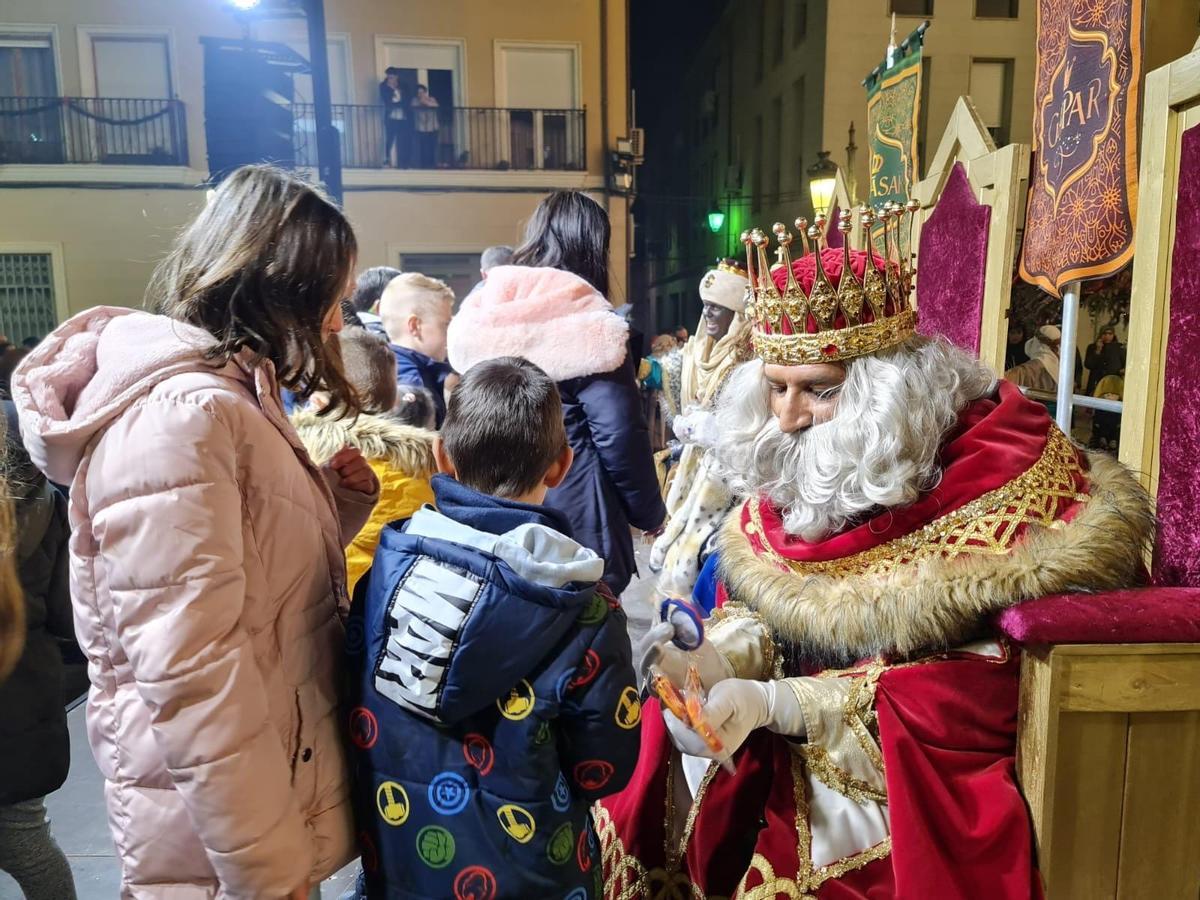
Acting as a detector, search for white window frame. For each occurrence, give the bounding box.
[76,25,179,99]
[492,40,583,172]
[0,242,70,326]
[492,39,582,110]
[326,32,355,105]
[0,23,63,95]
[373,35,467,108]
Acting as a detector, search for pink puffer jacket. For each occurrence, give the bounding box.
[13,308,376,899]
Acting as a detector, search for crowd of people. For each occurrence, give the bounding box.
[0,163,1156,900]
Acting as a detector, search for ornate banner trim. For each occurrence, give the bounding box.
[1018,0,1143,297]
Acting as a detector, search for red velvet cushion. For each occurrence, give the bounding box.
[995,588,1200,645]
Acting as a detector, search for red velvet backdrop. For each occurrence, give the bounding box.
[915,163,991,354]
[1153,124,1200,587]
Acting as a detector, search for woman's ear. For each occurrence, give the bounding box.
[543,445,574,490]
[433,437,457,477]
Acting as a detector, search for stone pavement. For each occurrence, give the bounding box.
[0,540,661,899]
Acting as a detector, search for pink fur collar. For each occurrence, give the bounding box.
[447,265,629,381]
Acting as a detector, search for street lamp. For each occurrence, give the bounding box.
[222,0,342,206]
[706,201,726,234]
[806,150,838,218]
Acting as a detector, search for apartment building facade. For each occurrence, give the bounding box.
[0,0,632,338]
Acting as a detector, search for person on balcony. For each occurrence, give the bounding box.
[412,84,440,168]
[598,230,1153,897]
[378,67,409,168]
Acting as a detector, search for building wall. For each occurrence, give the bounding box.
[635,0,828,335]
[0,188,205,318]
[824,0,1037,204]
[0,0,631,320]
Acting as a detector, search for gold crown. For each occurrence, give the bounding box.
[715,258,748,277]
[743,200,921,366]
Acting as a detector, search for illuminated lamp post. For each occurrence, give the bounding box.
[224,0,342,205]
[706,201,726,234]
[806,150,838,218]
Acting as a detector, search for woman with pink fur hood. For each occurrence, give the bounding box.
[12,167,378,899]
[448,191,666,594]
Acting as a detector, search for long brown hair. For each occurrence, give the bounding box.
[148,165,362,414]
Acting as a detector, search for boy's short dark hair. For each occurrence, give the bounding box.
[441,357,567,498]
[339,327,398,414]
[350,266,402,314]
[392,385,437,430]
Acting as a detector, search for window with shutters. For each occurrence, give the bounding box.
[0,252,59,342]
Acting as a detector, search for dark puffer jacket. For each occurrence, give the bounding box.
[446,265,667,595]
[549,353,667,594]
[347,476,641,899]
[0,399,74,804]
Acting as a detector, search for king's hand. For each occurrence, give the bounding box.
[662,677,807,764]
[636,620,733,691]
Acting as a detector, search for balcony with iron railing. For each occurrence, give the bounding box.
[292,103,586,171]
[0,97,187,166]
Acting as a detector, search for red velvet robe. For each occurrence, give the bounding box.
[597,384,1084,899]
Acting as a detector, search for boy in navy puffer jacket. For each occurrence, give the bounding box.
[346,356,641,899]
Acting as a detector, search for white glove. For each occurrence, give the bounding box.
[688,410,720,449]
[662,678,806,764]
[636,621,733,692]
[672,411,696,443]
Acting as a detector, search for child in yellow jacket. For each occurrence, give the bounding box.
[293,327,436,593]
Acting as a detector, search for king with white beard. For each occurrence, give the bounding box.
[596,212,1153,898]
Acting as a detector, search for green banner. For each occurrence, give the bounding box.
[865,40,923,207]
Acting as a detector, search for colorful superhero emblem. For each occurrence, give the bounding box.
[497,679,536,721]
[376,781,410,826]
[462,733,495,776]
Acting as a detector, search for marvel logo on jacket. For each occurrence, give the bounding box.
[347,474,641,898]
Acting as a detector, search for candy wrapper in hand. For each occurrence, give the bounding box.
[650,662,734,773]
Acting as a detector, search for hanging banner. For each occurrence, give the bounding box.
[864,28,925,208]
[1018,0,1142,297]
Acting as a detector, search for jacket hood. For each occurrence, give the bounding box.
[446,265,629,381]
[12,308,250,486]
[400,507,604,725]
[373,477,606,726]
[291,409,436,476]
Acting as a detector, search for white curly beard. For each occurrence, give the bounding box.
[713,337,998,542]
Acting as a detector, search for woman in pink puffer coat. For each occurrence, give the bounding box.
[12,166,379,899]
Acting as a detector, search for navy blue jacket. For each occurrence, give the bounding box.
[391,344,453,427]
[547,354,667,596]
[346,476,641,899]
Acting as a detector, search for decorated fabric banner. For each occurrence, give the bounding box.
[1018,0,1142,297]
[865,33,924,207]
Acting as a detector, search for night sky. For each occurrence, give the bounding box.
[630,0,726,133]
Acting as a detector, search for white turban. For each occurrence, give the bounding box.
[698,266,749,314]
